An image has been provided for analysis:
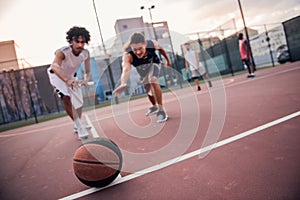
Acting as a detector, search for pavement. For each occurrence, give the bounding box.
[0,61,299,200]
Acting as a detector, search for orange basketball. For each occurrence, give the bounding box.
[73,138,122,187]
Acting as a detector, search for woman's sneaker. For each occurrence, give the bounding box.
[146,106,159,116]
[157,110,168,123]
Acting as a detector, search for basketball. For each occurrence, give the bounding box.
[72,138,123,187]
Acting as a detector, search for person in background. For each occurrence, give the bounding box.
[238,33,255,78]
[184,42,212,91]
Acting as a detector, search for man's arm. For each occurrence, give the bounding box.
[83,51,91,86]
[120,53,132,85]
[184,58,189,72]
[113,52,132,97]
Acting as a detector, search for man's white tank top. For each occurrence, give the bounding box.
[56,46,89,78]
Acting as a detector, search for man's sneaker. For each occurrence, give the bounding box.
[77,127,88,140]
[157,110,168,123]
[74,124,92,133]
[146,106,159,116]
[247,73,256,78]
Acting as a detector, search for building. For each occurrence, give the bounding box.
[0,40,22,72]
[113,17,173,53]
[114,17,147,47]
[250,25,287,57]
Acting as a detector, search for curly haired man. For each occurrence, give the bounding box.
[47,26,91,139]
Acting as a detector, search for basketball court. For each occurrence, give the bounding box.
[0,62,299,200]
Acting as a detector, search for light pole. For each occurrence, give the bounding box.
[140,5,157,40]
[92,0,117,102]
[140,5,169,88]
[92,0,106,55]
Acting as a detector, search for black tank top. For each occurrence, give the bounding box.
[126,40,160,67]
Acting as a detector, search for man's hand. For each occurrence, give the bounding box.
[67,79,88,90]
[113,84,127,98]
[78,80,90,89]
[66,79,76,89]
[166,60,171,67]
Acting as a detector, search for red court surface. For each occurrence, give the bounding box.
[0,62,300,200]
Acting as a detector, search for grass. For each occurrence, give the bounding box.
[0,113,67,132]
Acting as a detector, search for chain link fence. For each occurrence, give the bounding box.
[1,16,299,126]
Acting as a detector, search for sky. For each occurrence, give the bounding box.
[0,0,299,66]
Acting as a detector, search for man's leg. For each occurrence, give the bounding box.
[62,95,78,120]
[149,76,163,109]
[144,63,167,122]
[147,94,156,106]
[149,78,168,123]
[143,82,159,116]
[62,95,88,139]
[193,77,201,91]
[48,71,87,139]
[191,69,201,90]
[203,73,213,87]
[141,63,159,116]
[245,59,255,77]
[248,61,255,74]
[144,83,156,106]
[244,59,251,74]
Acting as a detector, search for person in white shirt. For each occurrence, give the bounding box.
[184,42,212,91]
[47,26,91,139]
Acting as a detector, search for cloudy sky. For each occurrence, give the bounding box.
[0,0,299,66]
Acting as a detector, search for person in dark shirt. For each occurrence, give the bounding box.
[113,32,171,123]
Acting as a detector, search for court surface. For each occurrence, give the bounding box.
[0,62,299,200]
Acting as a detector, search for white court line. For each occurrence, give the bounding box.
[1,66,298,138]
[84,114,99,138]
[90,66,300,123]
[59,111,300,200]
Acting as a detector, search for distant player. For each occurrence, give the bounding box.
[113,32,171,123]
[238,33,255,78]
[184,42,212,91]
[47,26,91,139]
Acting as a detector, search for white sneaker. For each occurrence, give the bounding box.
[74,124,92,133]
[77,127,88,140]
